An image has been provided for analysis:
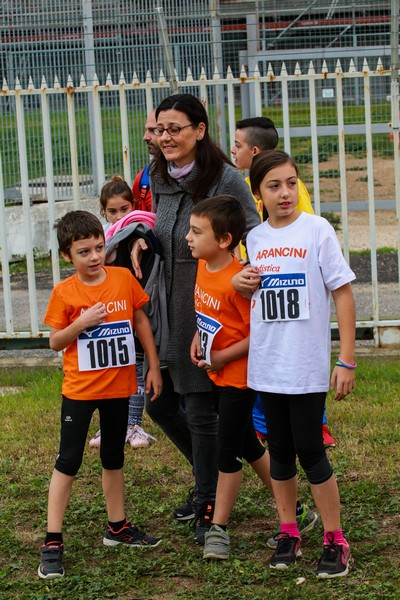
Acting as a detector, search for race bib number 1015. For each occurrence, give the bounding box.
[77,320,136,371]
[253,273,309,322]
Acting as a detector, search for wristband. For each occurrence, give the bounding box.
[335,356,357,369]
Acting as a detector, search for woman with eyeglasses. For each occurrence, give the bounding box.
[131,93,260,545]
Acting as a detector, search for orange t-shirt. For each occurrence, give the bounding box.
[44,266,149,400]
[194,257,250,389]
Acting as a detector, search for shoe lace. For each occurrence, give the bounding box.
[187,487,197,503]
[321,533,339,563]
[275,532,294,553]
[120,523,147,540]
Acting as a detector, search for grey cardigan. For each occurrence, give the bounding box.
[152,163,261,395]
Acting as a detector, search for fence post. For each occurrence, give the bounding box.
[82,0,99,195]
[156,7,179,94]
[390,0,400,293]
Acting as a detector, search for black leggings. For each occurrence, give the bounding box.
[213,384,265,473]
[55,396,129,476]
[259,391,333,485]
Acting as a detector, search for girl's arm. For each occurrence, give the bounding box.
[231,265,261,299]
[134,307,162,400]
[197,337,249,373]
[330,283,356,400]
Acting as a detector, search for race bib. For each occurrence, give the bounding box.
[195,311,223,365]
[252,273,309,322]
[77,320,136,371]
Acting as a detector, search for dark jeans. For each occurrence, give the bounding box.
[145,368,218,508]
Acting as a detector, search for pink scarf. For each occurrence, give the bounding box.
[167,160,195,180]
[105,210,156,242]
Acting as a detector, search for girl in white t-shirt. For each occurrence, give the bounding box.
[235,150,356,579]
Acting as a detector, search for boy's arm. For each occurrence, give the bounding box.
[48,302,108,351]
[330,283,356,400]
[190,330,203,366]
[134,308,162,400]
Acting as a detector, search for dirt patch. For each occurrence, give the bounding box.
[301,155,397,251]
[307,154,395,203]
[336,210,398,251]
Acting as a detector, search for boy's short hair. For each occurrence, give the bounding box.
[191,195,246,251]
[55,210,104,257]
[236,117,279,151]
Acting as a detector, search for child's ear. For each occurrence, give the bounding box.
[61,251,72,263]
[219,232,232,249]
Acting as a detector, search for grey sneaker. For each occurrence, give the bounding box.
[267,504,319,549]
[203,525,230,560]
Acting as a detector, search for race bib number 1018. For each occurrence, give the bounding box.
[253,273,309,322]
[77,320,136,371]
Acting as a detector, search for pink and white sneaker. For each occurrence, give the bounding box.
[128,425,157,449]
[89,429,101,447]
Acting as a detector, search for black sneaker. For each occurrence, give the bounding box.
[316,535,350,578]
[270,533,302,570]
[38,542,65,579]
[173,488,197,521]
[103,521,161,547]
[193,503,214,546]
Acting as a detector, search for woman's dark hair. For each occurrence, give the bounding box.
[152,93,232,202]
[250,150,299,221]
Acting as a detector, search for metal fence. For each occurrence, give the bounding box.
[1,0,394,197]
[0,61,399,347]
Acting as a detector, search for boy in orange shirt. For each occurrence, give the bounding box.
[38,210,162,580]
[186,195,273,560]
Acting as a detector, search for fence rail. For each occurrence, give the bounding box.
[0,59,399,346]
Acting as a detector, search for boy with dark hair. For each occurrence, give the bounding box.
[232,116,313,217]
[38,210,162,579]
[186,195,273,560]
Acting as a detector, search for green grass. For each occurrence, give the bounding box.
[0,357,399,599]
[4,254,70,274]
[350,247,397,255]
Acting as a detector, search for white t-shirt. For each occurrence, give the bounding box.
[247,212,355,394]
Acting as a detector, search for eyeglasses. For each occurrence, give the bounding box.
[153,124,194,137]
